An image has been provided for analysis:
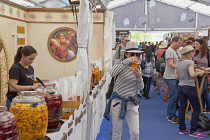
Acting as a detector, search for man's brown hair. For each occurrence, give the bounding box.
[172,36,182,42]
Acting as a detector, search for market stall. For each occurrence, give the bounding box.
[0,0,115,139]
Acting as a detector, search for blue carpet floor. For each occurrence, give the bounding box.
[97,83,210,140]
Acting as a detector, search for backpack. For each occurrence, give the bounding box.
[155,58,165,73]
[198,113,210,131]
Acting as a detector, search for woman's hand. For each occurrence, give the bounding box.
[197,71,204,77]
[129,56,139,63]
[31,84,39,90]
[200,67,206,70]
[133,68,141,78]
[200,67,210,71]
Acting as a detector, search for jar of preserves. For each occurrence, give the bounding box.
[0,106,18,140]
[10,91,48,140]
[37,83,62,130]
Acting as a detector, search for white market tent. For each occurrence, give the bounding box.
[108,0,210,32]
[2,0,210,140]
[9,0,210,31]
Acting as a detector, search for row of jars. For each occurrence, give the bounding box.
[90,66,103,90]
[0,83,62,140]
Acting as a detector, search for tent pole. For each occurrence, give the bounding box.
[195,12,198,33]
[144,0,147,42]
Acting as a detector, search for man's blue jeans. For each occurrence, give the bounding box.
[178,86,200,134]
[198,77,210,110]
[165,79,179,119]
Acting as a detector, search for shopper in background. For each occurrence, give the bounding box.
[176,45,206,138]
[6,46,39,109]
[104,42,144,140]
[114,35,130,60]
[179,37,195,54]
[193,38,210,113]
[141,45,155,99]
[138,42,142,49]
[163,36,182,123]
[140,42,146,52]
[155,42,167,95]
[187,37,195,48]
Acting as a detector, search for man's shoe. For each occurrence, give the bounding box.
[189,130,206,138]
[204,109,210,113]
[179,129,189,135]
[168,117,179,124]
[145,97,150,100]
[162,98,168,102]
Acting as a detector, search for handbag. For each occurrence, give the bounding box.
[106,77,115,99]
[106,73,120,99]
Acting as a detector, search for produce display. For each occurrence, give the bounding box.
[10,91,48,140]
[90,66,103,90]
[39,93,62,129]
[0,106,18,140]
[37,83,62,129]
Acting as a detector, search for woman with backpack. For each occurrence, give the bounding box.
[155,42,167,95]
[141,45,155,99]
[176,45,206,138]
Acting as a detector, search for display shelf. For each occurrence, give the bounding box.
[61,95,85,119]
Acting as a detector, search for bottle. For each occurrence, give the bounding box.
[10,91,48,140]
[0,106,18,140]
[37,83,62,130]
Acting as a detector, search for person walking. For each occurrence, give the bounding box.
[176,45,206,138]
[141,46,155,99]
[114,35,130,60]
[155,41,167,95]
[104,42,144,140]
[163,36,182,123]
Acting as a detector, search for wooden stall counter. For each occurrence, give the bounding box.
[61,95,85,119]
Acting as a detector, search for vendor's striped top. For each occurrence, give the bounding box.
[110,59,144,98]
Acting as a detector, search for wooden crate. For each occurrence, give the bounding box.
[61,95,84,119]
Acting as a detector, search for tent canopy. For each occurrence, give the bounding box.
[7,0,210,31]
[108,0,210,31]
[7,0,210,17]
[108,0,210,16]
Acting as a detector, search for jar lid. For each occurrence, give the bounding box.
[0,106,7,112]
[20,91,38,96]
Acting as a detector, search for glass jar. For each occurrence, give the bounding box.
[37,83,62,130]
[0,106,18,140]
[10,91,48,140]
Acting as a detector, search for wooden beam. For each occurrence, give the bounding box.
[97,0,107,10]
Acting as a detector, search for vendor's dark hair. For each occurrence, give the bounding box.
[14,45,37,64]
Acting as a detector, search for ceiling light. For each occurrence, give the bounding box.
[10,0,35,7]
